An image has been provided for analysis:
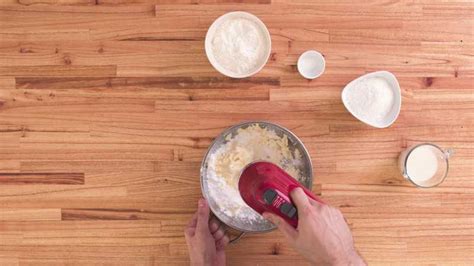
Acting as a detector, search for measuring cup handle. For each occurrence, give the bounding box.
[229,231,245,244]
[445,148,455,158]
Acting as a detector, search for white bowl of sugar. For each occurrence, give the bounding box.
[205,11,272,78]
[341,71,402,128]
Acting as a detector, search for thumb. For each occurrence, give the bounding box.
[263,212,297,241]
[290,187,311,217]
[196,198,210,233]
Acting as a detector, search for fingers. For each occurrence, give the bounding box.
[263,212,297,241]
[290,188,311,215]
[212,226,225,241]
[184,212,198,239]
[209,216,227,242]
[196,198,210,233]
[187,212,198,229]
[209,217,220,234]
[216,234,230,251]
[209,216,228,249]
[184,227,195,245]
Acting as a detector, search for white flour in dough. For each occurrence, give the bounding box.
[207,124,305,223]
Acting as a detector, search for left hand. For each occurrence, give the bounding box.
[184,198,230,266]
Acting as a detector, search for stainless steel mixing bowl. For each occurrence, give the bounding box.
[200,121,313,235]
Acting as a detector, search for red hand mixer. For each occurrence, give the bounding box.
[238,161,324,228]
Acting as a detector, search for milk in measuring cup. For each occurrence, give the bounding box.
[406,145,438,184]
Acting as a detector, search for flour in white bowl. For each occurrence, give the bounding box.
[207,124,305,223]
[211,17,268,76]
[344,77,395,124]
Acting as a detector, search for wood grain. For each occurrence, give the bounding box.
[0,173,84,184]
[0,209,61,221]
[0,0,473,265]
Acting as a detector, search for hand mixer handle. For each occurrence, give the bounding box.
[239,161,324,229]
[262,185,324,228]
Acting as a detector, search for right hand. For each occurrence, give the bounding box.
[262,188,366,266]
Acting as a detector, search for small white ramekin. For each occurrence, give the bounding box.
[297,50,325,79]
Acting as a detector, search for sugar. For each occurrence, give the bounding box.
[344,77,394,124]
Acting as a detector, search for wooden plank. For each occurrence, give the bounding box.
[0,209,61,221]
[0,65,116,77]
[155,4,418,24]
[19,258,156,266]
[0,195,201,209]
[155,100,347,114]
[14,77,275,101]
[61,208,172,220]
[0,5,155,43]
[0,30,90,42]
[0,41,209,66]
[0,179,130,196]
[15,76,279,90]
[0,4,155,16]
[0,257,18,266]
[23,87,270,101]
[0,99,155,113]
[6,144,186,161]
[322,183,474,196]
[10,0,272,5]
[0,77,15,89]
[0,116,90,132]
[421,1,474,17]
[0,161,20,172]
[0,130,20,149]
[329,27,472,45]
[271,0,417,6]
[20,160,156,172]
[9,0,95,5]
[0,173,84,184]
[0,243,169,258]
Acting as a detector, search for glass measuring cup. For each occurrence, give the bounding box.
[398,143,453,188]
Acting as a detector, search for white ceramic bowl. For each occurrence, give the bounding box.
[297,50,325,79]
[341,71,402,128]
[205,11,271,78]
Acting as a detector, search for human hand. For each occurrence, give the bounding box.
[263,188,365,266]
[184,198,230,266]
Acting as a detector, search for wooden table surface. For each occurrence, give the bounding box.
[0,0,473,265]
